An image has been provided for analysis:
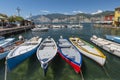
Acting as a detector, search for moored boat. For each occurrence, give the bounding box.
[91,35,120,57]
[0,36,5,41]
[106,35,120,44]
[58,36,82,73]
[36,37,57,75]
[0,38,15,60]
[0,38,15,48]
[70,37,106,66]
[6,36,42,70]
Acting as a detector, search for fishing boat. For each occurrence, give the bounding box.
[36,37,57,75]
[6,36,42,70]
[0,38,15,60]
[70,37,106,66]
[91,35,120,57]
[105,35,120,44]
[0,38,15,48]
[0,36,5,41]
[58,36,82,73]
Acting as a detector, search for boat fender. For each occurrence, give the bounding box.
[0,47,4,53]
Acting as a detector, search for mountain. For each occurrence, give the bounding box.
[92,11,114,17]
[30,11,114,23]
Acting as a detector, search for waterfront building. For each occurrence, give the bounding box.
[103,14,114,24]
[113,7,120,27]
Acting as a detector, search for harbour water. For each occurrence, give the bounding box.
[0,23,120,80]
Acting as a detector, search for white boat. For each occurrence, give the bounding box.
[70,37,106,66]
[91,35,120,57]
[52,25,62,28]
[36,37,57,75]
[6,36,42,70]
[67,22,83,28]
[31,27,49,32]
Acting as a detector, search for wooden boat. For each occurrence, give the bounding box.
[70,37,106,66]
[0,38,15,48]
[6,36,42,70]
[37,37,57,75]
[58,36,82,73]
[0,38,15,60]
[106,35,120,44]
[0,36,5,41]
[91,35,120,57]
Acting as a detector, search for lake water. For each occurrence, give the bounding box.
[0,23,120,80]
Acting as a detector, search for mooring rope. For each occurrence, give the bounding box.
[4,61,7,80]
[103,66,112,80]
[80,70,85,80]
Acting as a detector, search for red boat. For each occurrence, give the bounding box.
[57,37,82,73]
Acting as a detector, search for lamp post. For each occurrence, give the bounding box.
[16,7,21,16]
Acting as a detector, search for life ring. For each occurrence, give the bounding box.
[0,47,4,53]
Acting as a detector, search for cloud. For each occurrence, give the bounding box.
[40,10,50,13]
[73,10,83,14]
[91,10,103,15]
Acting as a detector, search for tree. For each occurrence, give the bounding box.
[8,16,24,23]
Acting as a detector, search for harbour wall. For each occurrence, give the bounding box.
[0,26,34,36]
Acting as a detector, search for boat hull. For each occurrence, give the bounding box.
[70,38,106,66]
[7,46,38,70]
[75,48,105,66]
[0,51,9,60]
[57,50,81,73]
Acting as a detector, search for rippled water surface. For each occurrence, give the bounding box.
[0,23,120,80]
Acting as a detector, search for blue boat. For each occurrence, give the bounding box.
[0,36,5,41]
[106,35,120,44]
[6,37,42,70]
[0,38,15,60]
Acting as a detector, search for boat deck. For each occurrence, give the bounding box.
[37,38,57,63]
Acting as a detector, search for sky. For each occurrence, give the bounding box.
[0,0,120,18]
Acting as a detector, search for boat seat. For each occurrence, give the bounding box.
[59,44,71,48]
[78,42,85,46]
[68,55,75,61]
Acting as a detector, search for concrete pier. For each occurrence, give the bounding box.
[0,26,34,36]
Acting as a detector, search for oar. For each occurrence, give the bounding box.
[103,66,112,80]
